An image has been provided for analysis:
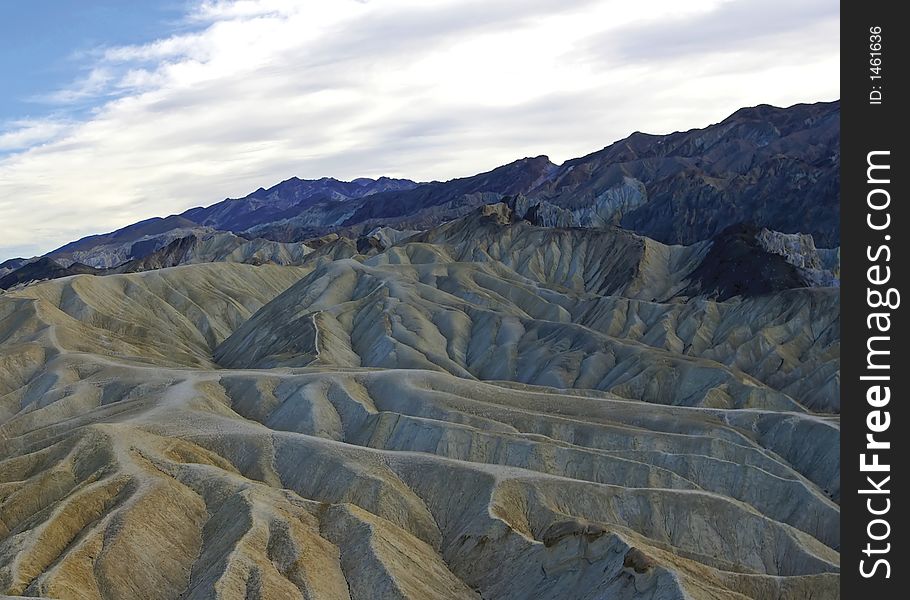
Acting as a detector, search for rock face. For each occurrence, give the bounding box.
[0,207,839,599]
[756,228,840,287]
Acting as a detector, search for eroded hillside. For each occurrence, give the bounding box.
[0,207,839,599]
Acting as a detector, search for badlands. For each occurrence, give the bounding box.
[0,204,839,599]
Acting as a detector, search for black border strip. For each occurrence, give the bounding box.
[842,0,906,595]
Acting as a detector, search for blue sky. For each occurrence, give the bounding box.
[0,1,189,125]
[0,0,839,262]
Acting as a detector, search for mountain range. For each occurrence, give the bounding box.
[0,102,841,600]
[1,100,838,289]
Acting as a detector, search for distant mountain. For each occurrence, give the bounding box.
[521,101,839,246]
[244,156,557,242]
[47,215,208,268]
[181,176,418,232]
[34,178,415,271]
[244,102,838,245]
[2,101,840,287]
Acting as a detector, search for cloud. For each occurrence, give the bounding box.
[603,0,838,62]
[0,119,73,152]
[35,67,115,104]
[188,0,303,22]
[0,0,838,261]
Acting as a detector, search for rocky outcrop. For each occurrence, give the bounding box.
[756,228,839,287]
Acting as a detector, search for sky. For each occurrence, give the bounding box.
[0,0,839,262]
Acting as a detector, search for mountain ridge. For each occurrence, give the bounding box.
[3,100,838,276]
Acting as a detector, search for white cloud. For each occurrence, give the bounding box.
[0,0,839,260]
[36,67,115,104]
[0,119,74,152]
[189,0,304,22]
